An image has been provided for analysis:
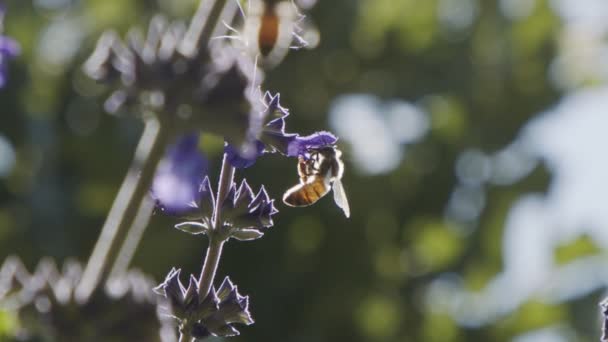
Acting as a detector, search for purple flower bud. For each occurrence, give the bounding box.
[152,134,208,215]
[218,180,278,241]
[234,180,254,208]
[155,271,253,338]
[196,176,215,218]
[154,268,188,317]
[214,277,253,326]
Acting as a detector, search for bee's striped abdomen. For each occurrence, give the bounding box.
[283,178,329,207]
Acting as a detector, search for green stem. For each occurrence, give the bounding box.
[197,153,234,301]
[75,119,171,302]
[197,238,226,300]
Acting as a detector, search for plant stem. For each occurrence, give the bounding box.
[213,153,236,229]
[180,0,230,57]
[108,195,155,280]
[106,0,239,286]
[197,153,234,300]
[75,119,170,303]
[197,238,225,300]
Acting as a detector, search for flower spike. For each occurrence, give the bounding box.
[155,271,253,338]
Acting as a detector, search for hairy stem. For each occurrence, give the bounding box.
[213,153,236,229]
[197,153,235,300]
[75,119,170,302]
[197,238,226,301]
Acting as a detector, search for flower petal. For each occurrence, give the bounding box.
[225,140,265,168]
[286,131,338,157]
[153,133,208,215]
[0,36,20,57]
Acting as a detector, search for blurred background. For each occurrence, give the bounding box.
[1,0,608,341]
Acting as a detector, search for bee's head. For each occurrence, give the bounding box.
[305,146,337,161]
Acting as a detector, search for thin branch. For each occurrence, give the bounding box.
[75,119,170,303]
[107,195,155,280]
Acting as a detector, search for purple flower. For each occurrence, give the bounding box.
[174,178,278,241]
[225,92,338,168]
[152,133,208,215]
[284,131,339,157]
[220,180,278,240]
[84,20,260,149]
[0,4,20,88]
[224,140,265,169]
[154,269,253,338]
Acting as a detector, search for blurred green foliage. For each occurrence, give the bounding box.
[0,0,605,341]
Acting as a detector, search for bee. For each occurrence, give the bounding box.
[283,146,350,218]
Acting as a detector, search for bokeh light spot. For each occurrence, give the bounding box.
[410,219,464,272]
[355,294,401,340]
[329,95,430,175]
[422,313,461,342]
[386,100,429,144]
[455,149,492,186]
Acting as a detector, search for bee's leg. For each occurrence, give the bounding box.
[297,157,309,182]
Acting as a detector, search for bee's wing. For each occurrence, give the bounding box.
[332,179,350,218]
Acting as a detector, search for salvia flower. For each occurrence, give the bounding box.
[84,15,261,148]
[153,133,208,215]
[171,178,278,242]
[219,180,278,241]
[154,269,253,338]
[0,4,20,88]
[0,257,173,342]
[225,92,338,168]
